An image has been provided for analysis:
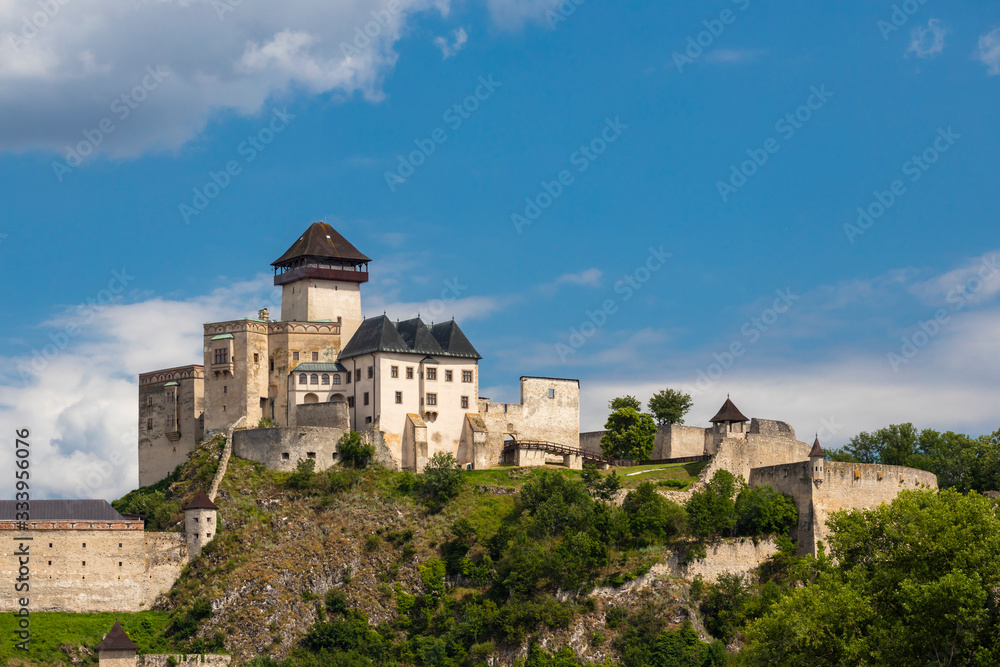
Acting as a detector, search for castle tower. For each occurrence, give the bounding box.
[182,490,218,557]
[95,622,138,667]
[272,222,371,343]
[809,435,824,481]
[709,396,749,437]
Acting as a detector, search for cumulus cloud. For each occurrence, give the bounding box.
[555,268,603,288]
[484,0,564,30]
[704,48,766,64]
[906,19,946,59]
[0,0,455,158]
[977,27,1000,75]
[433,27,468,58]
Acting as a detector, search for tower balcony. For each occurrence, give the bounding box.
[274,265,369,286]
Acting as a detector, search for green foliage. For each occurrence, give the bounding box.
[609,395,642,411]
[325,589,348,615]
[733,485,798,537]
[601,407,657,461]
[614,605,726,667]
[257,417,280,428]
[422,452,464,502]
[419,557,447,595]
[286,458,317,490]
[621,482,687,546]
[686,471,797,540]
[647,388,694,426]
[0,612,175,663]
[685,470,739,539]
[581,464,622,500]
[112,486,182,531]
[740,490,1000,665]
[301,609,387,661]
[339,430,376,469]
[693,573,782,645]
[166,597,213,639]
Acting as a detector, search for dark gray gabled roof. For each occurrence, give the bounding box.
[291,362,348,373]
[431,320,482,359]
[0,500,125,522]
[339,316,482,361]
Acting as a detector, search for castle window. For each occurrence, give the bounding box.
[332,374,341,385]
[461,396,469,409]
[445,370,453,382]
[207,517,212,523]
[310,374,319,385]
[193,517,198,522]
[254,353,259,364]
[312,352,319,361]
[146,396,153,406]
[223,386,228,394]
[426,367,437,381]
[119,562,122,567]
[48,561,51,566]
[147,419,153,431]
[346,372,351,384]
[355,369,361,382]
[365,416,372,424]
[548,389,555,399]
[270,358,275,371]
[391,365,399,378]
[299,374,307,384]
[206,533,212,538]
[406,367,414,380]
[119,543,122,548]
[214,348,229,364]
[49,543,53,548]
[462,370,473,383]
[367,366,374,379]
[82,543,86,548]
[348,397,355,408]
[395,391,403,404]
[426,393,437,406]
[363,392,369,406]
[282,453,290,460]
[82,561,85,566]
[322,374,330,385]
[293,352,299,361]
[307,452,316,459]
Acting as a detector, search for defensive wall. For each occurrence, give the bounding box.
[695,418,811,488]
[580,424,710,460]
[233,425,347,472]
[0,520,186,612]
[749,460,938,555]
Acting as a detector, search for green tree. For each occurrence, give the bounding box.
[601,408,657,461]
[621,482,687,546]
[734,485,798,537]
[286,457,317,490]
[647,388,693,426]
[609,395,642,411]
[422,452,464,502]
[338,430,376,469]
[740,489,1000,666]
[685,470,739,539]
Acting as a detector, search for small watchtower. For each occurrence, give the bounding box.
[96,622,138,667]
[710,396,749,437]
[182,490,218,557]
[809,436,825,481]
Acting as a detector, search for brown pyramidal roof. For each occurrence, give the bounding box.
[810,436,824,458]
[272,222,371,266]
[710,397,749,423]
[95,622,138,652]
[182,490,217,511]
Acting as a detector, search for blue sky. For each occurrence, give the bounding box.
[1,0,999,499]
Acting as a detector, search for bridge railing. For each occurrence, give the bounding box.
[502,439,712,469]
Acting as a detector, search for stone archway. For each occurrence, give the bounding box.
[304,393,319,404]
[329,393,346,403]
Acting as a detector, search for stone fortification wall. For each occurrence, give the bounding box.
[144,533,187,606]
[698,430,811,488]
[233,426,346,472]
[0,523,147,612]
[294,401,349,429]
[749,418,796,439]
[749,460,939,554]
[580,424,711,460]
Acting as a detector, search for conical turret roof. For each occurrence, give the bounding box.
[182,490,217,511]
[95,622,138,652]
[709,397,749,423]
[810,436,824,458]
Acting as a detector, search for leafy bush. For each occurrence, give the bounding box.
[325,589,348,615]
[422,452,464,502]
[621,482,687,546]
[685,470,739,539]
[734,484,798,537]
[256,417,279,428]
[338,430,376,469]
[286,458,317,490]
[601,407,657,461]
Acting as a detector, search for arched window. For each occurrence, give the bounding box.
[298,373,307,385]
[321,374,330,385]
[310,374,319,385]
[332,374,341,385]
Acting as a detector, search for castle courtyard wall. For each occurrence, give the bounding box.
[233,426,347,472]
[143,533,188,606]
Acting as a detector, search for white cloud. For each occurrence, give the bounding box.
[485,0,564,30]
[555,268,603,288]
[433,27,468,59]
[977,27,1000,75]
[704,49,766,64]
[0,0,455,158]
[906,19,946,59]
